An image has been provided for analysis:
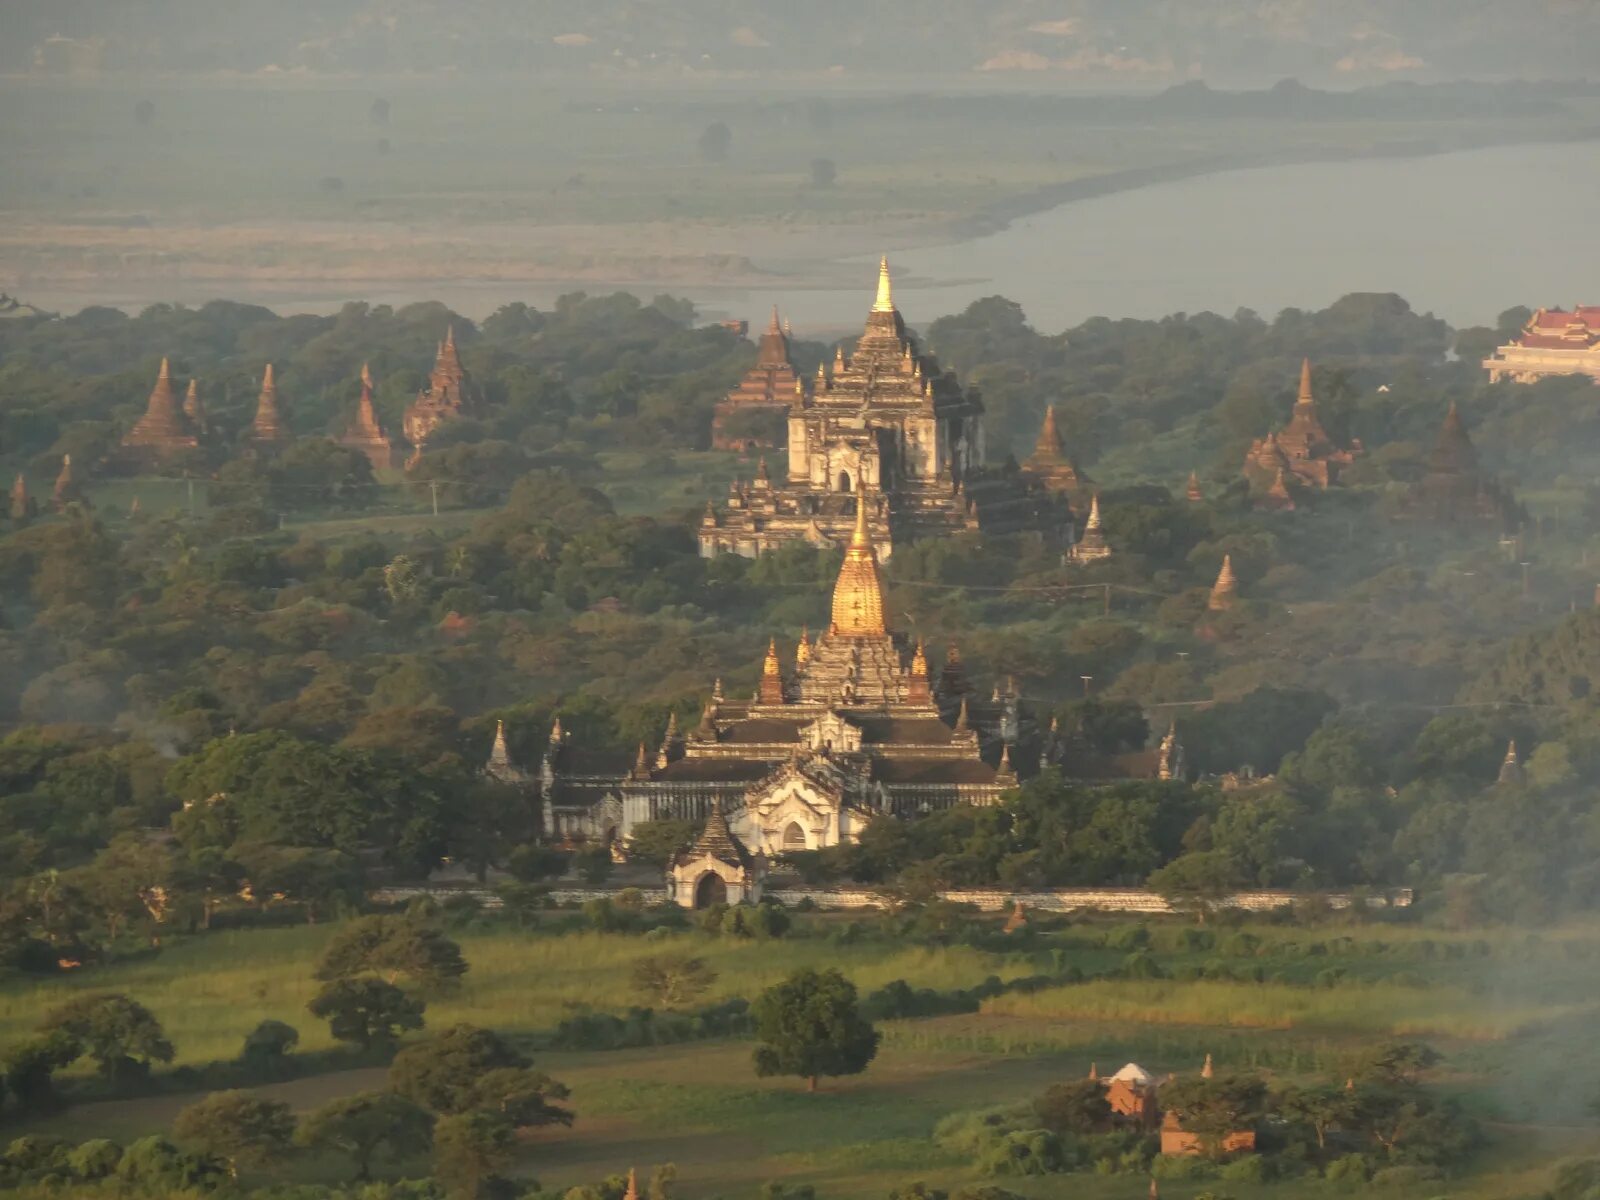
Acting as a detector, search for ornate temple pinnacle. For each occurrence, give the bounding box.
[1298,357,1314,405]
[872,255,895,313]
[763,637,781,676]
[829,481,888,636]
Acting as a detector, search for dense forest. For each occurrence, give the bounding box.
[4,285,1600,972]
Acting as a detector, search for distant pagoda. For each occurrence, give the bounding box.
[1068,494,1111,563]
[1243,359,1361,492]
[9,473,32,523]
[338,364,397,472]
[247,364,292,451]
[1207,555,1238,611]
[120,358,199,462]
[403,327,478,459]
[1402,400,1520,528]
[712,307,803,451]
[1023,404,1089,501]
[182,379,208,437]
[700,258,1066,560]
[52,454,82,510]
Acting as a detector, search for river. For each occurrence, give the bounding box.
[18,142,1599,336]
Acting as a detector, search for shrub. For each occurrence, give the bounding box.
[1324,1153,1370,1182]
[1222,932,1261,958]
[1120,951,1166,980]
[976,1128,1064,1176]
[1219,1154,1266,1183]
[115,1135,227,1192]
[1106,924,1151,952]
[240,1019,299,1073]
[67,1139,123,1180]
[3,1136,71,1172]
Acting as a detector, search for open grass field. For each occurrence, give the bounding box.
[10,913,1600,1197]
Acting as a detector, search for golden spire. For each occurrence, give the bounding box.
[763,637,781,677]
[829,483,888,636]
[872,255,894,313]
[767,305,782,335]
[911,637,928,676]
[1202,1053,1214,1079]
[1085,493,1102,531]
[1208,554,1238,611]
[1088,1061,1099,1081]
[623,1169,639,1200]
[796,625,811,665]
[490,719,511,767]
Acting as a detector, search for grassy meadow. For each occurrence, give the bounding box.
[9,912,1600,1198]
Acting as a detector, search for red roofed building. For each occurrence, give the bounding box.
[1484,307,1600,383]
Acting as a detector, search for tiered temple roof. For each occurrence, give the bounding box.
[712,308,803,450]
[1402,400,1519,528]
[1484,306,1600,383]
[700,258,1067,560]
[1023,405,1089,500]
[247,364,292,450]
[527,499,1020,849]
[1242,359,1361,492]
[338,364,397,472]
[403,327,478,456]
[120,358,199,460]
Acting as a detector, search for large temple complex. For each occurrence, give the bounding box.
[1483,306,1600,384]
[699,259,1068,559]
[495,499,1020,853]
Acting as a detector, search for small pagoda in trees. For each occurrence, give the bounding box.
[1023,404,1089,502]
[119,358,199,465]
[338,364,398,472]
[403,327,478,460]
[713,308,803,451]
[246,364,292,453]
[1401,400,1520,528]
[1242,359,1361,493]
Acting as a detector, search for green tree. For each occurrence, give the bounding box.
[631,954,717,1008]
[314,914,469,990]
[296,1090,434,1181]
[1157,1072,1267,1159]
[307,977,424,1051]
[751,967,880,1092]
[389,1024,570,1128]
[171,1090,296,1180]
[1276,1082,1357,1157]
[1033,1078,1111,1134]
[1,1031,77,1112]
[433,1110,515,1200]
[38,993,174,1084]
[239,1019,299,1074]
[1147,851,1246,923]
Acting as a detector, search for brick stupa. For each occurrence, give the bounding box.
[1023,404,1088,501]
[338,364,397,472]
[120,358,198,462]
[712,307,803,450]
[247,364,292,451]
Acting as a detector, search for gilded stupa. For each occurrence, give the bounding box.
[516,492,1020,856]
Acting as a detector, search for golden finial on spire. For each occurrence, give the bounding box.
[911,637,928,676]
[872,255,895,313]
[796,625,811,665]
[829,479,888,636]
[763,637,781,677]
[158,356,170,381]
[361,362,373,388]
[623,1169,640,1200]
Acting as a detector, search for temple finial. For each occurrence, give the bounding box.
[872,255,894,313]
[262,363,274,389]
[768,305,782,334]
[1298,357,1314,404]
[361,362,373,389]
[158,356,170,381]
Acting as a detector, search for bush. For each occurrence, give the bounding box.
[67,1139,123,1180]
[1222,932,1261,957]
[976,1129,1065,1177]
[115,1135,227,1192]
[3,1136,70,1172]
[1219,1154,1266,1183]
[1151,1153,1217,1181]
[240,1019,299,1075]
[1324,1153,1370,1182]
[1105,924,1151,952]
[1120,951,1166,980]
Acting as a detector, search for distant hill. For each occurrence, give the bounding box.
[10,0,1600,85]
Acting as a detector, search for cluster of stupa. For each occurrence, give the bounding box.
[1241,359,1363,507]
[114,329,477,474]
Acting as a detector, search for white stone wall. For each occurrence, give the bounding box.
[377,882,1412,914]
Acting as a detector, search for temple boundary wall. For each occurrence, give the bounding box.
[374,883,1413,913]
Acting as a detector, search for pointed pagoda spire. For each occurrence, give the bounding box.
[1207,554,1238,611]
[829,480,888,636]
[911,637,928,677]
[1085,494,1102,531]
[123,356,198,453]
[1201,1052,1214,1079]
[872,255,895,313]
[249,363,290,446]
[549,717,564,744]
[1297,357,1315,406]
[1035,404,1063,458]
[954,695,970,733]
[623,1169,640,1200]
[1088,1062,1099,1081]
[759,637,786,704]
[489,720,511,769]
[183,379,206,433]
[52,454,80,510]
[996,743,1017,784]
[796,625,812,666]
[1186,470,1203,502]
[1498,740,1524,785]
[1263,466,1296,510]
[9,473,29,522]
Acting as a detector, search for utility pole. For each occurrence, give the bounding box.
[186,477,196,517]
[428,480,441,517]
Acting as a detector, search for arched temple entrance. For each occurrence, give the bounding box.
[783,821,806,852]
[694,872,728,909]
[838,471,852,493]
